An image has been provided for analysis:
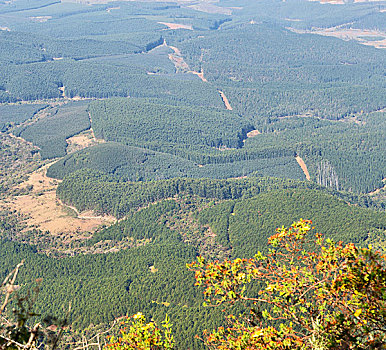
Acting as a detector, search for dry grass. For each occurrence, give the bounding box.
[289,27,386,49]
[8,164,115,235]
[66,129,102,154]
[159,22,193,30]
[247,129,261,138]
[296,156,311,181]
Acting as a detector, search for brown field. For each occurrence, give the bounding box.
[8,164,115,235]
[289,27,386,49]
[66,129,102,154]
[159,22,193,30]
[296,156,311,181]
[247,129,261,138]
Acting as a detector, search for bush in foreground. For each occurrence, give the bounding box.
[188,219,386,349]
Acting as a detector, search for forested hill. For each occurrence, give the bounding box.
[2,184,386,348]
[0,0,384,193]
[0,0,385,349]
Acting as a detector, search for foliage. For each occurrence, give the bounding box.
[188,220,386,349]
[14,102,90,159]
[0,134,40,195]
[105,313,174,350]
[0,104,47,132]
[47,142,304,182]
[56,170,319,218]
[0,239,218,349]
[89,98,252,150]
[1,192,385,349]
[197,189,386,257]
[243,110,386,194]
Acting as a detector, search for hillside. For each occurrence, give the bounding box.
[0,0,385,349]
[2,186,386,348]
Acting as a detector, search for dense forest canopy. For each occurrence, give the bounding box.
[0,0,385,349]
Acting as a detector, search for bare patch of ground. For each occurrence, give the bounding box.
[159,22,193,30]
[168,52,190,71]
[368,178,386,196]
[191,70,208,82]
[8,164,115,235]
[289,27,386,49]
[296,156,311,181]
[218,90,233,110]
[66,129,102,154]
[247,129,261,138]
[167,44,208,82]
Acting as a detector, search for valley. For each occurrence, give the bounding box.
[0,0,385,348]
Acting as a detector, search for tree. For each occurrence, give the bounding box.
[188,219,386,349]
[104,313,174,350]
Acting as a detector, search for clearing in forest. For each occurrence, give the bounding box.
[167,45,208,82]
[9,163,115,235]
[289,27,386,49]
[219,90,233,110]
[159,22,193,30]
[66,128,103,154]
[247,129,261,137]
[296,156,311,181]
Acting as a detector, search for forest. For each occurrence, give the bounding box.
[2,185,386,348]
[0,0,385,349]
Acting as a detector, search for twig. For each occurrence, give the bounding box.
[0,261,24,315]
[25,323,40,349]
[0,334,28,349]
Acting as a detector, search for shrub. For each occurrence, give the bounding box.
[188,219,386,349]
[104,313,174,350]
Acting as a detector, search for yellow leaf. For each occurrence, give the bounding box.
[354,309,362,317]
